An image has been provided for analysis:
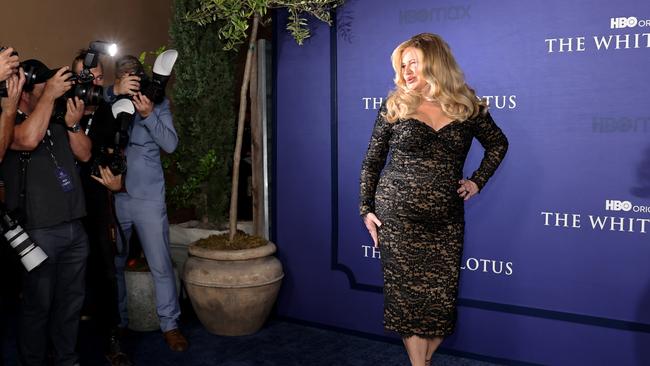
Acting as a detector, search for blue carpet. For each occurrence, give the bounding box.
[2,310,502,365]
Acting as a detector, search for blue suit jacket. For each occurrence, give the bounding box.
[122,98,178,202]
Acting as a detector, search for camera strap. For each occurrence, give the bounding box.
[15,111,30,217]
[18,152,31,216]
[42,128,61,168]
[109,194,127,256]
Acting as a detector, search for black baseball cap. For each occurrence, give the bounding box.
[20,59,59,85]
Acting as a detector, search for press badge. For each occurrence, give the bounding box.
[55,167,75,192]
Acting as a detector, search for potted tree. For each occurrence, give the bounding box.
[172,0,345,336]
[166,0,238,271]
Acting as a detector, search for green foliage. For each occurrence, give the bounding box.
[168,0,236,223]
[185,0,345,50]
[138,45,167,74]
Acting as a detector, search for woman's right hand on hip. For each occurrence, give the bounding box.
[363,213,382,248]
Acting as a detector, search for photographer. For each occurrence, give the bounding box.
[71,51,132,366]
[0,59,91,366]
[0,46,23,366]
[109,55,187,352]
[0,47,21,161]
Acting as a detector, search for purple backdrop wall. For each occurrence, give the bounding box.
[274,1,650,364]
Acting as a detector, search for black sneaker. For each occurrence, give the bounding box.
[106,334,132,366]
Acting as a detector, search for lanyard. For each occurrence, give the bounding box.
[42,127,63,169]
[16,110,61,168]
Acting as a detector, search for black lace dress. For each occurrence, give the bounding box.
[359,104,508,338]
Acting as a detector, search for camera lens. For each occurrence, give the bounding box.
[1,208,48,272]
[69,83,103,106]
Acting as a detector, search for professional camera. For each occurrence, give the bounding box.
[0,46,19,96]
[90,146,127,177]
[0,49,43,97]
[67,40,118,105]
[89,98,134,177]
[133,50,178,105]
[1,58,61,98]
[0,202,48,272]
[51,41,119,120]
[64,72,103,105]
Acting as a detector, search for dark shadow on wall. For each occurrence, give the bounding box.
[296,1,356,46]
[337,0,356,44]
[631,146,650,198]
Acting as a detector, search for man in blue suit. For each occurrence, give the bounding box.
[109,55,188,352]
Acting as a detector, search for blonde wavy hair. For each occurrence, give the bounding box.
[384,33,485,123]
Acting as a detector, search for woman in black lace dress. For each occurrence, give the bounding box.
[359,33,508,366]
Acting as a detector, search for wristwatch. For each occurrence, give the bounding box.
[66,122,81,133]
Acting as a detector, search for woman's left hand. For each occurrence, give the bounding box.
[457,178,479,201]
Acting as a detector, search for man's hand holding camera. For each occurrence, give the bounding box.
[0,47,19,82]
[0,61,24,161]
[64,97,84,128]
[44,66,91,161]
[133,92,153,118]
[43,67,74,101]
[114,74,140,96]
[0,68,25,115]
[92,165,123,192]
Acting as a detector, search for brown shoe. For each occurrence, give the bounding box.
[163,328,188,352]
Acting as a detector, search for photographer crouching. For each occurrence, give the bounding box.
[0,59,90,366]
[70,49,132,366]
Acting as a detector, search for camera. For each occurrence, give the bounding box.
[0,46,19,97]
[50,41,119,119]
[64,41,119,106]
[0,202,48,272]
[90,146,127,177]
[0,48,42,97]
[133,50,178,105]
[89,98,134,177]
[64,71,103,105]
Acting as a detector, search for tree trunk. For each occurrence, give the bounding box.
[250,42,264,237]
[229,14,260,242]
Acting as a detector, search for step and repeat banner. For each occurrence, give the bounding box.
[275,0,650,364]
[336,0,650,322]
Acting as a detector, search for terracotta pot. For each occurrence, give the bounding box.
[182,241,284,336]
[169,221,254,278]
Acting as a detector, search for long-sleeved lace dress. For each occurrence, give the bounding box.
[359,104,508,338]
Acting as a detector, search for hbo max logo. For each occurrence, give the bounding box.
[605,200,632,211]
[610,16,650,29]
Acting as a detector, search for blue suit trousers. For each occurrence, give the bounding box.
[114,194,180,332]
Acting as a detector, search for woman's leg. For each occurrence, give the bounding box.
[425,337,443,365]
[403,335,429,366]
